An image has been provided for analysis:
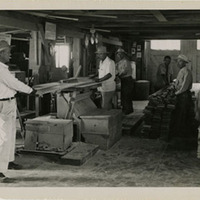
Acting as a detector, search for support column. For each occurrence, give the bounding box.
[72,38,81,77]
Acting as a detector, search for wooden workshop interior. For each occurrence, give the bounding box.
[1,10,200,162]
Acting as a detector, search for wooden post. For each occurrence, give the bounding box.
[29,31,40,74]
[83,47,87,77]
[35,95,40,117]
[72,38,81,77]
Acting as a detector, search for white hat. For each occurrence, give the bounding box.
[95,46,108,54]
[0,40,14,52]
[116,48,127,54]
[177,54,190,63]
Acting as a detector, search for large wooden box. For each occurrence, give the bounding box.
[24,116,73,152]
[81,109,122,150]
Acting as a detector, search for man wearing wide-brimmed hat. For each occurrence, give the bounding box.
[93,46,116,109]
[174,54,192,95]
[0,40,33,183]
[115,48,134,115]
[170,54,196,141]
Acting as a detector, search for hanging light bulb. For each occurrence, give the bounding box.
[84,34,89,47]
[90,28,95,45]
[90,34,95,44]
[95,32,99,44]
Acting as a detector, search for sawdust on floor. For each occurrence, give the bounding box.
[1,134,200,187]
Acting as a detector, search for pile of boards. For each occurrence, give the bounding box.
[141,86,176,140]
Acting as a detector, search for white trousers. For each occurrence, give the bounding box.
[0,99,16,173]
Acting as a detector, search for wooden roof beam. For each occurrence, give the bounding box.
[0,14,38,31]
[0,29,29,34]
[150,10,168,22]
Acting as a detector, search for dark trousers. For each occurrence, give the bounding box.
[170,91,195,138]
[121,76,134,115]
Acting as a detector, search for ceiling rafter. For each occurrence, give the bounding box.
[150,10,168,22]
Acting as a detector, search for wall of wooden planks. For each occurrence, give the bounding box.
[72,38,81,77]
[145,40,200,93]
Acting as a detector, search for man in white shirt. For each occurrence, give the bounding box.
[115,48,134,115]
[174,55,193,95]
[0,40,33,183]
[170,54,197,142]
[93,46,116,109]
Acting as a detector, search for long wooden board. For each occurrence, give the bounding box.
[60,142,99,166]
[33,78,100,96]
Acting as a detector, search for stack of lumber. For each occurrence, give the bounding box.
[141,86,176,140]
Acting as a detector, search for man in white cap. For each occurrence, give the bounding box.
[93,46,116,109]
[0,40,33,183]
[170,54,196,141]
[115,48,134,115]
[174,54,192,95]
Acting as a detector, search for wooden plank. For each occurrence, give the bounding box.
[0,15,38,31]
[60,142,99,166]
[102,38,122,46]
[73,38,81,77]
[33,79,95,96]
[37,24,45,45]
[57,26,84,39]
[54,11,117,19]
[20,144,75,156]
[74,65,82,78]
[76,82,101,89]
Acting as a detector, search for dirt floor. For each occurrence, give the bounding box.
[1,101,200,187]
[1,133,200,187]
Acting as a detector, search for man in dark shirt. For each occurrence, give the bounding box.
[155,56,173,91]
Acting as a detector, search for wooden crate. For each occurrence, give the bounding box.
[24,116,73,152]
[57,91,122,150]
[81,109,122,150]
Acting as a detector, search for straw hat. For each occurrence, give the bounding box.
[0,40,14,52]
[116,48,127,54]
[177,54,190,63]
[95,46,108,54]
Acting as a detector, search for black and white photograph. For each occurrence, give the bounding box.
[1,1,200,199]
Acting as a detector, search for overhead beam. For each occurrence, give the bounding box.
[80,22,200,28]
[0,15,38,31]
[57,26,85,39]
[111,28,200,33]
[21,11,79,21]
[51,11,118,19]
[102,38,122,46]
[0,29,25,34]
[12,37,29,41]
[150,10,168,22]
[57,25,122,46]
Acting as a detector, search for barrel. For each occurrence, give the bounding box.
[134,80,150,100]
